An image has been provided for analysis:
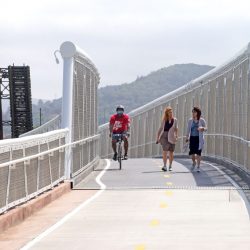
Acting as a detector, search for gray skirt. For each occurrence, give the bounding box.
[160,131,175,152]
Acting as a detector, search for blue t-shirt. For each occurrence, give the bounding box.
[191,120,199,136]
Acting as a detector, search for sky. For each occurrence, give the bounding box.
[0,0,250,100]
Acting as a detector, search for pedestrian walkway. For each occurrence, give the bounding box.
[76,158,235,189]
[17,158,250,250]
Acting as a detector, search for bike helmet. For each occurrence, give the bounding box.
[116,105,125,112]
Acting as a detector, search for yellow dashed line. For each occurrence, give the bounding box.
[165,190,173,196]
[160,202,168,208]
[166,182,173,186]
[150,219,160,226]
[135,245,145,250]
[164,174,170,178]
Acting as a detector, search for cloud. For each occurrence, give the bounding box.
[0,0,250,99]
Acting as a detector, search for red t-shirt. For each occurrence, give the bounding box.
[110,114,130,133]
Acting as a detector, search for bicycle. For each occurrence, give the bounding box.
[112,133,125,170]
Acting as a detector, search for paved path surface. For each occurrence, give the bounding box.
[0,190,97,250]
[19,158,250,250]
[76,158,234,189]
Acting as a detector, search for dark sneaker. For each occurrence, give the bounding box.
[197,166,200,172]
[113,152,117,161]
[169,166,172,171]
[123,154,128,160]
[162,166,167,171]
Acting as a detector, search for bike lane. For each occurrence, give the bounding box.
[18,158,250,250]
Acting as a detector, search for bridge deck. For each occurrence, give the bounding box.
[76,158,235,190]
[2,159,250,250]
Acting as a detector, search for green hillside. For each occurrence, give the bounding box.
[98,63,214,124]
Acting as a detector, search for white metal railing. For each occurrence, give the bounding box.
[99,42,250,174]
[0,129,67,214]
[20,115,61,137]
[0,130,100,214]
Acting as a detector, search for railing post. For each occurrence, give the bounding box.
[36,142,40,193]
[47,142,53,187]
[5,149,12,211]
[58,137,61,180]
[60,41,75,179]
[23,147,29,199]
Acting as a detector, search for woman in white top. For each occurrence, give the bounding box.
[156,106,178,171]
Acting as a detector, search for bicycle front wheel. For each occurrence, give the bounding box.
[118,143,122,170]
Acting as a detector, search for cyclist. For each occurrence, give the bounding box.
[109,105,130,161]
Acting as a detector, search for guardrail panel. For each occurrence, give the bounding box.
[25,145,39,195]
[49,139,60,183]
[0,166,9,209]
[38,143,51,189]
[8,149,26,204]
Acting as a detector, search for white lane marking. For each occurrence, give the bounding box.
[205,161,250,219]
[96,159,110,190]
[20,159,111,250]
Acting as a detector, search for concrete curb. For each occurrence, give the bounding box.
[0,181,71,234]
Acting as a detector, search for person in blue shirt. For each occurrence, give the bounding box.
[185,107,207,172]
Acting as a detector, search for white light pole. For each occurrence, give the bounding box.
[54,41,77,179]
[54,41,97,179]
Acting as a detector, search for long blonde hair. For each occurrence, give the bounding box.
[162,106,173,121]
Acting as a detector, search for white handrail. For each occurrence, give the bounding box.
[0,129,67,147]
[0,134,100,169]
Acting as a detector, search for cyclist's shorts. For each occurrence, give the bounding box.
[112,132,127,141]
